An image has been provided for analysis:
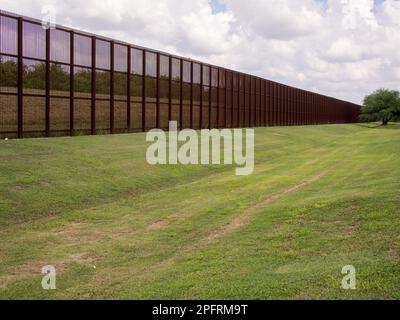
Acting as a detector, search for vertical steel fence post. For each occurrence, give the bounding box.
[318,94,325,124]
[287,86,290,126]
[236,73,242,128]
[295,89,300,126]
[305,91,310,125]
[288,87,291,126]
[312,93,315,124]
[190,61,193,128]
[156,52,160,129]
[234,72,239,128]
[91,36,96,135]
[322,95,324,124]
[110,41,115,134]
[297,89,300,125]
[224,69,227,128]
[291,87,294,126]
[255,78,258,127]
[318,94,323,124]
[318,94,321,124]
[282,84,287,126]
[308,92,310,125]
[245,75,247,127]
[305,91,307,125]
[250,77,253,127]
[300,90,302,126]
[271,82,277,127]
[255,79,258,127]
[274,83,277,126]
[269,82,273,126]
[310,92,312,125]
[266,81,269,126]
[306,92,309,125]
[245,76,248,127]
[278,84,281,126]
[274,82,277,126]
[278,83,284,126]
[254,78,257,127]
[17,17,23,138]
[241,75,244,127]
[301,90,304,125]
[298,90,300,125]
[142,49,146,131]
[314,94,317,125]
[310,93,313,125]
[216,68,220,128]
[293,88,296,126]
[318,94,326,124]
[209,66,212,129]
[249,77,252,127]
[312,93,314,125]
[168,55,172,124]
[258,79,265,127]
[281,85,284,126]
[282,85,285,126]
[317,94,320,124]
[200,64,203,129]
[294,88,297,126]
[289,87,292,126]
[290,86,292,125]
[263,80,266,126]
[259,79,262,127]
[239,74,242,127]
[70,31,74,136]
[284,85,287,126]
[236,74,239,127]
[288,86,290,126]
[281,84,284,126]
[256,79,259,127]
[303,90,305,125]
[45,28,50,137]
[127,46,131,132]
[295,88,298,126]
[179,58,183,130]
[268,81,271,126]
[275,83,279,126]
[308,92,311,125]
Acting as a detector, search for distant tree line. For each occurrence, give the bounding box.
[0,60,18,88]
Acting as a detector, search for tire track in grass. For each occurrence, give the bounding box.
[157,171,327,268]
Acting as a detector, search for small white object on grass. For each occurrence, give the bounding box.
[93,265,96,269]
[4,138,8,141]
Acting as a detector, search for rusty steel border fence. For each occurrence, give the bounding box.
[0,10,361,139]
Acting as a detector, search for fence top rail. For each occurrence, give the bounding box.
[0,9,361,108]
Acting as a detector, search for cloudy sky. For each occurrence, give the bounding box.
[2,0,399,104]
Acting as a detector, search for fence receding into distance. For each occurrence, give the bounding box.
[0,10,361,139]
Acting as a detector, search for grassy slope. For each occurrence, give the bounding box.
[0,123,399,299]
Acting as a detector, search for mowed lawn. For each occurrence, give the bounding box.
[0,123,399,299]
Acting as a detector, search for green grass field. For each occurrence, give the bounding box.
[0,123,399,299]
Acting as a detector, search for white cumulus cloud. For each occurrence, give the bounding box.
[1,0,399,104]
